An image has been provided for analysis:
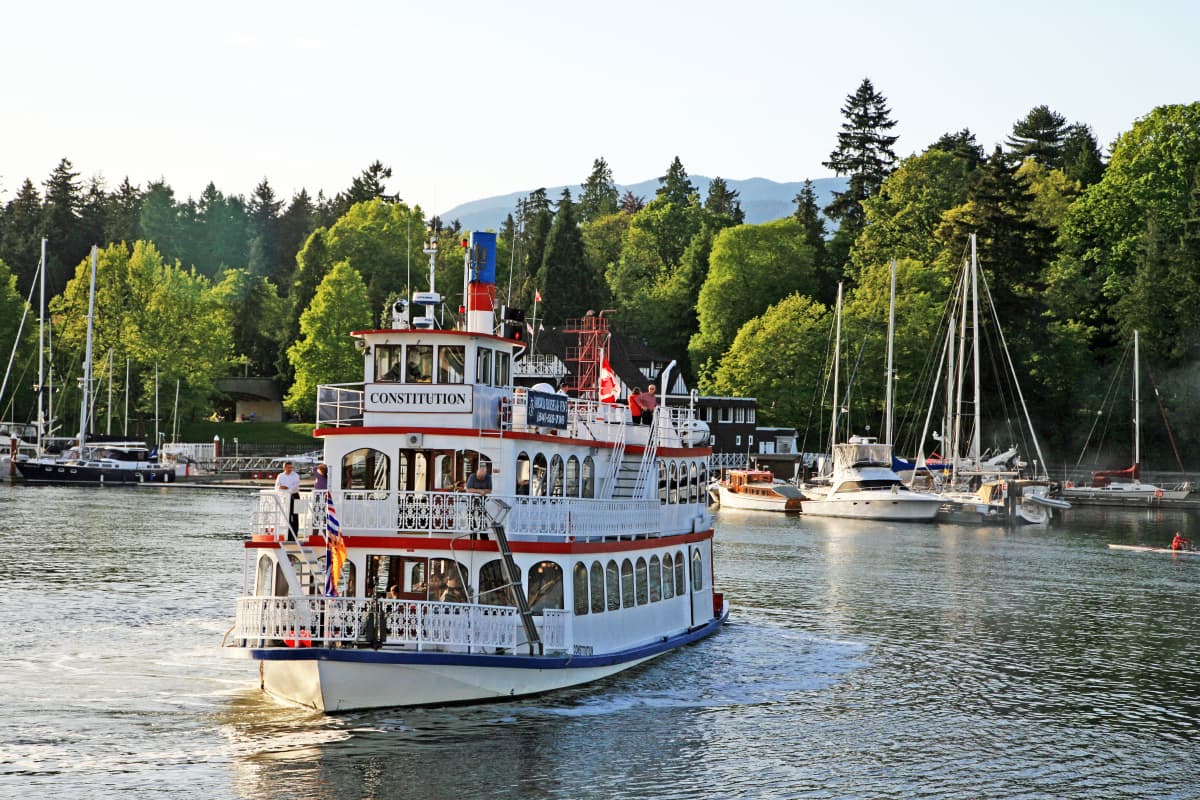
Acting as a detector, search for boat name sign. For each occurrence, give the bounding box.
[528,389,568,429]
[366,385,474,413]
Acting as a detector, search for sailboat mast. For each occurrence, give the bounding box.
[37,238,46,451]
[1133,329,1140,469]
[830,281,844,456]
[952,262,969,481]
[971,234,982,462]
[885,260,896,446]
[78,246,98,449]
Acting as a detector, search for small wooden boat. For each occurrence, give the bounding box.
[712,468,804,512]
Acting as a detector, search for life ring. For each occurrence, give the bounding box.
[283,628,312,648]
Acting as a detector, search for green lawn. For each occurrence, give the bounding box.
[179,421,316,446]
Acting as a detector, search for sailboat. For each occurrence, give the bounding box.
[16,247,174,485]
[800,271,943,522]
[906,235,1068,524]
[1062,330,1191,503]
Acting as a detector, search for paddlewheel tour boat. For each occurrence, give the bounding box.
[222,232,726,712]
[711,468,804,512]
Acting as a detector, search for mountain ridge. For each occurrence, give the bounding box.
[439,176,847,232]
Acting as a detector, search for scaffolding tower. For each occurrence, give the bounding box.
[562,313,611,400]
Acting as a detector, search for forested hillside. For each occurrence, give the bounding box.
[1,83,1197,471]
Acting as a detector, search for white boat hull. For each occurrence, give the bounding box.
[1063,484,1190,502]
[714,484,801,512]
[801,493,942,521]
[1108,544,1200,556]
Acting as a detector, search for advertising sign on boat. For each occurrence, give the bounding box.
[366,384,473,413]
[528,389,568,429]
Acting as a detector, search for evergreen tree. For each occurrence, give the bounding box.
[1,179,43,298]
[823,78,899,241]
[138,181,185,265]
[1060,123,1105,187]
[247,178,285,288]
[41,158,86,296]
[105,177,142,245]
[514,189,553,304]
[196,183,251,276]
[619,191,645,214]
[578,157,620,223]
[332,161,394,218]
[278,189,317,281]
[791,179,831,301]
[78,176,110,254]
[537,189,602,324]
[635,157,703,267]
[656,156,696,205]
[704,177,745,225]
[1005,105,1068,167]
[928,128,986,167]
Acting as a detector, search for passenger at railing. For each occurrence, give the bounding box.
[629,388,642,425]
[313,463,328,492]
[637,385,658,427]
[387,584,401,599]
[466,464,492,495]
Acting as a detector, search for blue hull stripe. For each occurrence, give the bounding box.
[250,610,727,669]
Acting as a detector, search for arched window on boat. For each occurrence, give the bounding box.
[691,549,704,592]
[411,452,429,492]
[478,558,521,607]
[549,454,564,497]
[662,552,674,599]
[528,561,563,613]
[699,463,708,493]
[255,555,275,596]
[341,561,357,597]
[635,557,649,605]
[375,344,403,382]
[605,560,620,611]
[566,456,580,497]
[407,344,433,383]
[649,555,662,602]
[572,562,589,615]
[532,453,549,496]
[589,561,605,613]
[582,456,595,498]
[515,452,531,495]
[620,558,635,608]
[669,461,679,504]
[343,448,390,491]
[397,450,410,492]
[429,557,470,603]
[438,344,465,383]
[689,462,699,503]
[675,550,686,593]
[658,460,668,505]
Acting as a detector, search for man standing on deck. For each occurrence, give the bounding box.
[275,461,301,535]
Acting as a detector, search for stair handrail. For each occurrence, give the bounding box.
[631,417,660,499]
[599,416,627,498]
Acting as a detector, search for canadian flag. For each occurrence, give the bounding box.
[599,352,618,404]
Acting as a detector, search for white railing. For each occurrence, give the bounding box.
[251,489,663,541]
[230,596,569,653]
[316,383,365,427]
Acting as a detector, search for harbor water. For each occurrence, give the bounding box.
[1,485,1197,799]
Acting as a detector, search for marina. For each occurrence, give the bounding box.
[2,484,1197,799]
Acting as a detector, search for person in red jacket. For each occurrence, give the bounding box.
[638,384,658,427]
[628,388,642,425]
[1170,532,1192,551]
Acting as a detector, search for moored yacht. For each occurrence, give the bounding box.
[222,231,726,712]
[800,436,943,521]
[711,468,804,512]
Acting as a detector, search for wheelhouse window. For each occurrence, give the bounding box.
[494,350,511,386]
[376,345,404,382]
[407,345,433,383]
[438,345,466,383]
[343,448,390,490]
[573,563,589,615]
[479,559,521,607]
[528,561,563,613]
[589,561,605,613]
[477,346,493,384]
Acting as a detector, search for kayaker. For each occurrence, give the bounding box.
[1170,532,1191,551]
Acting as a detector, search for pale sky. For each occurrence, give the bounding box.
[2,0,1195,215]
